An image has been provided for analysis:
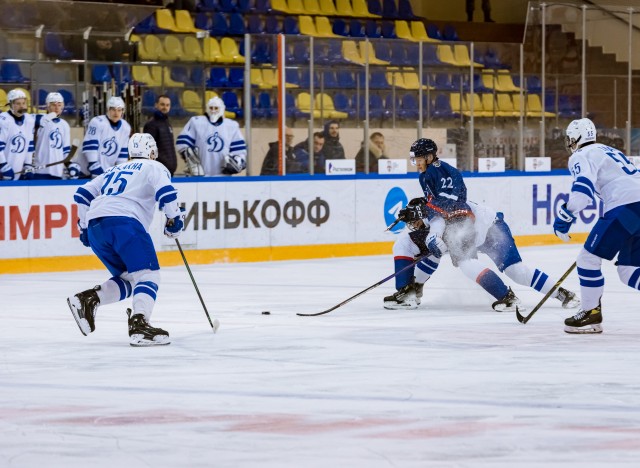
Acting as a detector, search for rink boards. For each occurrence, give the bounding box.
[0,172,593,273]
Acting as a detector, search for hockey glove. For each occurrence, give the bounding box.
[19,164,35,180]
[397,198,427,223]
[221,154,246,175]
[164,209,185,239]
[553,203,576,242]
[79,228,90,247]
[426,235,447,259]
[67,162,82,180]
[180,147,204,176]
[88,161,104,177]
[1,162,15,180]
[409,226,431,256]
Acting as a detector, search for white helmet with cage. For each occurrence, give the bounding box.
[128,133,158,160]
[565,118,596,153]
[206,96,225,123]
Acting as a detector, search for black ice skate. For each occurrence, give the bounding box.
[127,309,170,347]
[556,287,580,309]
[67,286,100,336]
[564,303,602,334]
[492,287,522,312]
[384,282,420,310]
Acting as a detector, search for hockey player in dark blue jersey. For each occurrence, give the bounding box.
[384,138,523,311]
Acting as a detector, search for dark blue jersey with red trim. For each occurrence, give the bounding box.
[418,160,472,220]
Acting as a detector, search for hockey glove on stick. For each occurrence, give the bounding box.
[221,154,246,175]
[426,235,447,259]
[553,203,575,242]
[19,164,34,180]
[397,198,428,223]
[164,209,185,239]
[0,162,15,180]
[88,161,104,177]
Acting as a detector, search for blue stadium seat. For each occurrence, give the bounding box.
[222,90,243,118]
[195,12,212,30]
[210,12,229,36]
[432,93,458,119]
[442,24,459,41]
[247,15,263,34]
[265,15,281,34]
[426,23,443,40]
[369,71,390,89]
[141,89,157,115]
[336,70,356,88]
[289,42,309,65]
[254,0,272,13]
[333,93,356,118]
[368,0,382,16]
[390,42,412,66]
[285,69,300,86]
[398,93,419,120]
[228,13,246,35]
[286,93,307,119]
[483,48,510,69]
[423,44,444,66]
[349,19,365,38]
[92,65,113,84]
[133,15,155,34]
[37,89,48,108]
[251,94,266,119]
[526,75,542,94]
[219,0,236,12]
[171,66,190,85]
[207,67,228,88]
[432,73,455,91]
[365,20,381,38]
[333,18,349,36]
[44,33,73,60]
[190,66,206,86]
[382,0,398,19]
[283,17,300,35]
[252,40,272,64]
[398,0,418,20]
[320,70,338,88]
[165,90,188,118]
[58,89,76,115]
[198,0,218,12]
[355,93,388,120]
[0,62,28,82]
[236,0,252,13]
[257,92,275,119]
[374,42,392,63]
[381,21,396,39]
[112,64,132,84]
[228,68,244,88]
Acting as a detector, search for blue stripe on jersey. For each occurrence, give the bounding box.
[0,142,5,151]
[63,145,70,152]
[571,176,595,200]
[156,185,178,209]
[119,148,128,157]
[111,276,133,300]
[134,281,158,300]
[83,139,99,150]
[74,186,95,206]
[177,135,195,146]
[577,267,604,287]
[628,268,640,290]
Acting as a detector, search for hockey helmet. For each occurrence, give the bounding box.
[206,96,225,123]
[107,96,125,110]
[7,89,27,103]
[565,118,596,154]
[409,138,438,166]
[128,133,158,160]
[45,92,64,105]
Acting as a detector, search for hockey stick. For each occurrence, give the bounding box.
[516,261,577,324]
[175,238,220,333]
[17,141,79,174]
[297,254,429,317]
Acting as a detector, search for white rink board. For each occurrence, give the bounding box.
[0,173,595,260]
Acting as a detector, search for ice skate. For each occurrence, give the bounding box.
[492,287,522,312]
[564,303,602,334]
[384,283,420,310]
[556,287,580,309]
[67,286,100,336]
[127,309,170,347]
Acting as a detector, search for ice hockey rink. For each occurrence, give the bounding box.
[2,243,640,467]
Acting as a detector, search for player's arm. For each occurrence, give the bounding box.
[82,120,103,176]
[222,125,247,175]
[152,168,183,238]
[553,154,595,241]
[0,127,14,180]
[72,176,103,246]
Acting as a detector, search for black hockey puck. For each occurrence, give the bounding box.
[261,311,271,315]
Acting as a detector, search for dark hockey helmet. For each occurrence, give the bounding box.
[409,138,438,166]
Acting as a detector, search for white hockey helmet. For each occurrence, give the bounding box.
[128,133,158,160]
[107,96,125,110]
[206,96,225,122]
[7,89,27,104]
[45,92,64,105]
[565,118,596,153]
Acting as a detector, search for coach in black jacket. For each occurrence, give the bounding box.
[143,94,177,175]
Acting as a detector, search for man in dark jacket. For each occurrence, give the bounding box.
[143,95,177,175]
[260,128,300,175]
[355,132,388,173]
[322,120,345,160]
[292,132,326,174]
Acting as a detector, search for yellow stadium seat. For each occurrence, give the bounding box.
[395,20,415,41]
[297,92,322,118]
[183,36,204,62]
[174,10,206,33]
[453,44,483,68]
[437,45,464,66]
[465,93,491,117]
[496,93,519,117]
[353,0,378,17]
[156,9,180,32]
[481,71,497,90]
[387,71,406,88]
[318,92,348,119]
[315,16,339,37]
[511,94,526,115]
[481,93,497,117]
[203,37,229,63]
[304,0,322,14]
[0,89,7,107]
[342,40,364,64]
[163,35,184,61]
[402,72,428,90]
[359,41,389,65]
[496,70,521,92]
[132,65,162,86]
[335,0,354,16]
[150,66,184,87]
[262,68,299,88]
[288,0,307,14]
[319,0,338,15]
[271,0,291,13]
[527,94,555,117]
[220,37,245,63]
[136,37,150,60]
[183,89,203,114]
[250,69,269,89]
[141,35,166,61]
[449,92,466,114]
[411,21,438,42]
[299,16,321,36]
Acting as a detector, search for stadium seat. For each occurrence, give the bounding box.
[57,89,76,115]
[203,37,229,63]
[175,10,206,33]
[133,15,156,34]
[155,9,180,32]
[398,0,418,20]
[369,70,390,88]
[319,0,338,15]
[252,39,273,64]
[165,90,188,117]
[288,0,307,14]
[395,20,414,41]
[198,0,217,12]
[0,62,29,83]
[353,0,377,17]
[207,67,229,88]
[289,41,309,64]
[437,45,465,67]
[316,16,339,37]
[271,0,290,13]
[228,13,246,35]
[247,15,263,34]
[342,41,364,64]
[335,0,354,16]
[171,66,191,86]
[183,36,205,61]
[250,68,269,89]
[265,16,281,34]
[0,89,7,107]
[318,92,348,119]
[426,24,443,41]
[431,73,455,91]
[210,12,229,36]
[132,65,159,86]
[37,89,48,109]
[296,92,321,118]
[359,41,390,65]
[481,94,497,118]
[220,37,245,63]
[222,91,243,118]
[332,92,356,118]
[299,16,321,36]
[495,93,519,117]
[112,64,133,84]
[218,0,237,12]
[237,0,252,12]
[368,0,382,15]
[336,70,356,88]
[411,21,438,42]
[432,93,458,119]
[398,93,420,120]
[333,18,349,36]
[92,65,113,84]
[365,20,381,38]
[496,70,521,92]
[374,42,392,63]
[257,92,276,119]
[228,68,244,88]
[389,41,411,66]
[402,72,427,90]
[304,0,323,14]
[283,16,300,35]
[44,33,73,60]
[139,35,165,61]
[285,92,308,119]
[254,0,272,13]
[151,66,185,87]
[164,35,184,61]
[320,70,338,88]
[442,24,460,42]
[381,21,396,39]
[194,12,212,31]
[386,71,405,89]
[382,0,398,19]
[190,66,206,86]
[423,44,444,66]
[348,19,364,37]
[526,75,542,93]
[141,89,157,115]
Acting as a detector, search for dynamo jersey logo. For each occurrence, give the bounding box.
[207,132,224,152]
[384,187,408,233]
[10,134,27,153]
[49,128,63,149]
[102,136,119,158]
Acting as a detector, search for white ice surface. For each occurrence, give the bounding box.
[2,244,640,467]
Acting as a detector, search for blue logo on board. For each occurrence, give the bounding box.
[384,187,408,233]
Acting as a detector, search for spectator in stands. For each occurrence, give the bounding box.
[466,0,493,22]
[322,120,345,161]
[293,132,326,174]
[143,94,177,176]
[355,132,389,173]
[260,128,304,175]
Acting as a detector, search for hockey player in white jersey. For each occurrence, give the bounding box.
[68,96,131,179]
[33,92,71,180]
[385,198,580,311]
[0,89,35,180]
[67,133,184,346]
[553,118,640,334]
[176,96,247,176]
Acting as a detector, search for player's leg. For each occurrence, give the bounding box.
[384,231,423,310]
[482,220,579,308]
[615,226,640,293]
